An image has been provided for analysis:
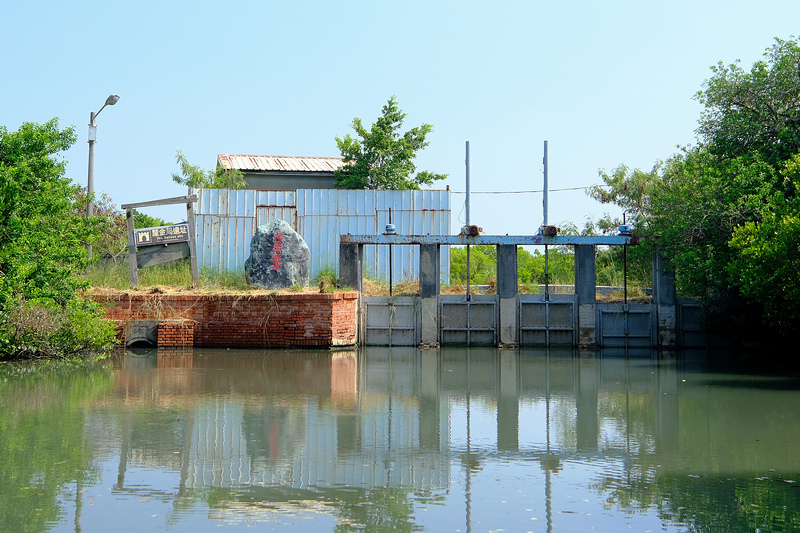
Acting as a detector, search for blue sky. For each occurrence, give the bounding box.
[2,0,798,234]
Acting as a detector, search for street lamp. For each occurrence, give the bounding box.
[87,94,120,259]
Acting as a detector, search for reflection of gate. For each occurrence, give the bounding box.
[519,295,575,346]
[363,297,420,346]
[598,305,654,347]
[440,295,497,346]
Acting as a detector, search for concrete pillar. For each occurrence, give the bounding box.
[653,250,677,347]
[497,244,518,346]
[339,243,363,293]
[420,244,440,346]
[574,244,597,347]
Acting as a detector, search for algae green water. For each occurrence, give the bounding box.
[2,348,799,532]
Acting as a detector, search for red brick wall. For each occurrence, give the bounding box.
[158,320,194,347]
[97,292,359,348]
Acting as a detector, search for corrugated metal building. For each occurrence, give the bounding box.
[217,154,344,191]
[191,188,451,281]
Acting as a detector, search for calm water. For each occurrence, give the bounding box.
[2,347,800,532]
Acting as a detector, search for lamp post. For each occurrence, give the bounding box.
[87,94,120,259]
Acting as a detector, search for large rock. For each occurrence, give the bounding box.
[244,220,310,289]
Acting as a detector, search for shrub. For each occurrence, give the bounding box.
[0,119,117,358]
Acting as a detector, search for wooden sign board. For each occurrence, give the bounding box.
[121,195,199,289]
[136,242,191,269]
[135,223,189,247]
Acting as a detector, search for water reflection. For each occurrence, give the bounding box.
[2,348,800,531]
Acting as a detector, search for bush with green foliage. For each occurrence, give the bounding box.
[0,119,116,357]
[313,266,342,292]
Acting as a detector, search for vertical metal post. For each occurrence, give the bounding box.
[388,208,393,296]
[542,140,549,227]
[126,208,138,289]
[465,141,471,301]
[623,213,628,305]
[187,198,199,288]
[543,141,550,301]
[465,141,471,225]
[85,95,120,259]
[87,112,97,259]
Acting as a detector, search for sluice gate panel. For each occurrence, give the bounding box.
[519,294,575,346]
[439,295,498,346]
[363,297,420,346]
[597,305,655,348]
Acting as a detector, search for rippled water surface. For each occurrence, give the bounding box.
[3,347,800,532]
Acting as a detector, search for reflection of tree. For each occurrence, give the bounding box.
[0,360,114,533]
[598,473,800,533]
[592,460,661,512]
[597,391,656,454]
[657,476,800,533]
[589,361,800,532]
[331,486,432,533]
[169,484,427,532]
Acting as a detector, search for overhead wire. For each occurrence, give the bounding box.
[452,185,610,224]
[448,185,604,194]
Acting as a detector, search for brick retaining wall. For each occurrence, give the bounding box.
[96,292,359,348]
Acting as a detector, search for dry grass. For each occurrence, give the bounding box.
[88,285,652,303]
[87,260,354,297]
[88,284,344,299]
[361,279,498,296]
[440,284,497,295]
[362,278,419,296]
[596,286,652,304]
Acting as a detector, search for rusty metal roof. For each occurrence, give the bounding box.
[218,154,345,173]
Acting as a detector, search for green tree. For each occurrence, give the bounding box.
[516,247,576,285]
[727,153,800,330]
[590,37,800,336]
[450,246,496,285]
[334,96,447,189]
[696,37,800,165]
[588,164,662,225]
[0,119,116,357]
[449,245,580,287]
[517,248,544,284]
[172,150,245,189]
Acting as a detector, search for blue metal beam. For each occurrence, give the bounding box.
[340,234,638,246]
